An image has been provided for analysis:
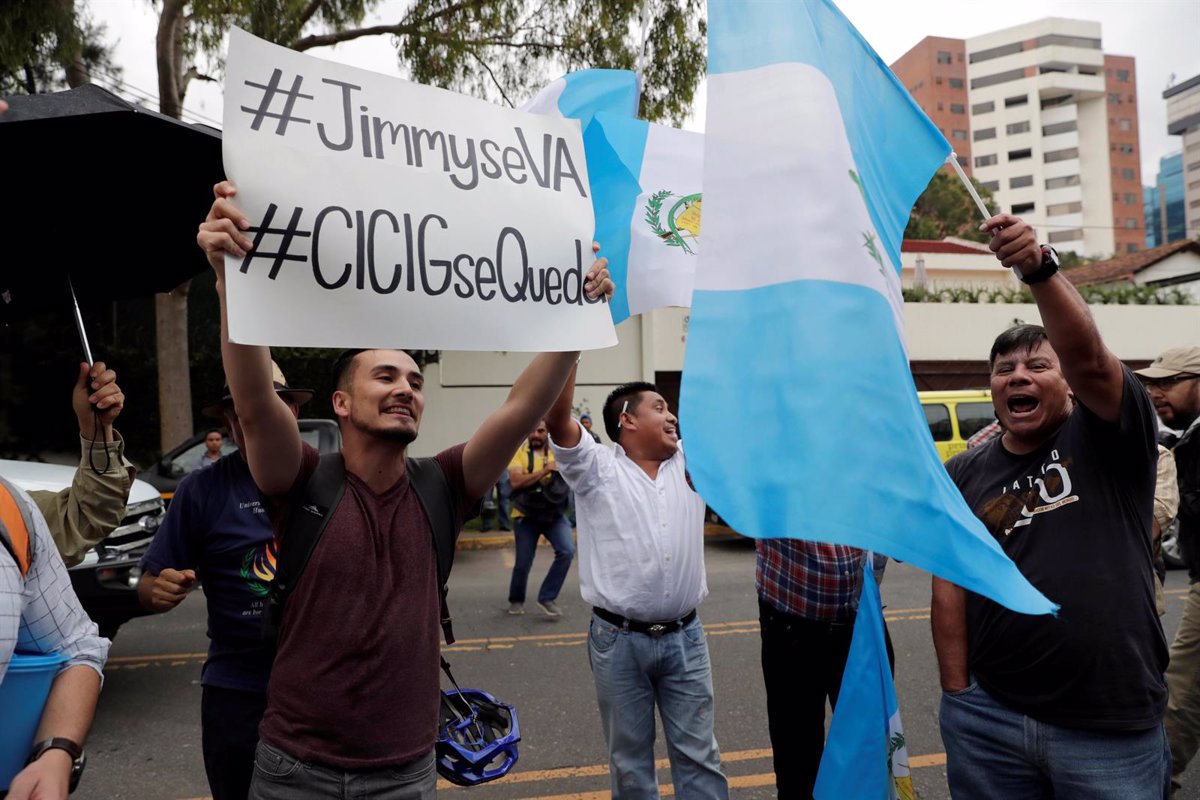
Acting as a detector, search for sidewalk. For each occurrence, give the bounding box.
[456,522,743,551]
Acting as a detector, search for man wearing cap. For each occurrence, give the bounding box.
[136,364,312,800]
[580,413,601,443]
[1136,346,1200,796]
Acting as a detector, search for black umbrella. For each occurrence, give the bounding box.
[0,84,224,360]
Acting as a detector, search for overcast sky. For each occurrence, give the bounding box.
[90,0,1198,183]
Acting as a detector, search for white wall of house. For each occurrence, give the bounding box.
[408,301,1200,456]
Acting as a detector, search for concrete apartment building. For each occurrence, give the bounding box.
[890,37,972,173]
[1165,73,1200,239]
[892,19,1142,259]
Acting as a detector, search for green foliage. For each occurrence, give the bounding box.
[900,282,1196,305]
[0,2,120,94]
[181,0,705,125]
[905,169,998,244]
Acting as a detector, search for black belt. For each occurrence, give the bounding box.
[593,606,697,637]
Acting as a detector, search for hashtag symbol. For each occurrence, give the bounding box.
[239,204,310,279]
[241,69,313,136]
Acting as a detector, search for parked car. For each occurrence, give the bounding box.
[0,459,165,639]
[142,419,343,502]
[918,390,996,462]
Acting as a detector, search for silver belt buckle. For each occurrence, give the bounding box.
[647,623,667,638]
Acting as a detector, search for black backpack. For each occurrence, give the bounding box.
[263,453,461,647]
[510,448,570,522]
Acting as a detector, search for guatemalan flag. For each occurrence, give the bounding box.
[814,562,914,800]
[583,113,703,323]
[520,69,639,127]
[680,0,1054,615]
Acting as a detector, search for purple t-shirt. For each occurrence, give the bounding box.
[140,452,275,692]
[258,443,475,769]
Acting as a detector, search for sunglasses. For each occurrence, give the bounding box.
[1139,374,1200,390]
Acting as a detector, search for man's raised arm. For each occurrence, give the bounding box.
[196,181,302,495]
[462,250,611,499]
[984,213,1124,422]
[545,363,581,449]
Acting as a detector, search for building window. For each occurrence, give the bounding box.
[1118,118,1132,132]
[952,129,968,141]
[972,68,1026,89]
[981,180,1000,192]
[1005,94,1029,108]
[937,50,953,64]
[1127,243,1139,253]
[1048,229,1084,243]
[950,103,965,114]
[1012,202,1036,214]
[1034,34,1102,49]
[972,101,995,115]
[1043,120,1078,136]
[974,127,996,141]
[1124,193,1137,205]
[970,42,1025,63]
[949,77,964,89]
[1044,147,1079,163]
[1008,148,1032,161]
[974,154,998,168]
[1119,144,1135,155]
[1124,218,1138,229]
[1010,175,1034,189]
[1006,121,1031,135]
[1045,175,1081,190]
[1116,69,1130,82]
[1041,94,1074,110]
[1121,167,1136,180]
[1047,201,1082,216]
[1108,93,1121,104]
[1188,160,1200,173]
[937,101,944,111]
[956,156,969,168]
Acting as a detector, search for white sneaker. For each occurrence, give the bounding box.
[507,603,525,615]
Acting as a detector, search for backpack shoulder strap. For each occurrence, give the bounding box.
[263,453,347,648]
[406,456,460,644]
[0,476,34,578]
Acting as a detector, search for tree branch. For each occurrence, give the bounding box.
[468,49,514,107]
[294,23,560,54]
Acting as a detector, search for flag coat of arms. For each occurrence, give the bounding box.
[680,0,1054,615]
[583,112,704,323]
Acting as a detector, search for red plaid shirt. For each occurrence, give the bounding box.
[755,539,866,622]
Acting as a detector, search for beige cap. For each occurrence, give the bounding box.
[1134,346,1200,380]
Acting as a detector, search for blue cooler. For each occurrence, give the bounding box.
[0,651,67,789]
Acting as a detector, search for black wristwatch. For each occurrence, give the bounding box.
[25,737,86,793]
[1018,245,1060,285]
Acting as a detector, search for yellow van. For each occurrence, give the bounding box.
[918,390,996,462]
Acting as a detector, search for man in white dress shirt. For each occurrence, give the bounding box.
[547,375,728,800]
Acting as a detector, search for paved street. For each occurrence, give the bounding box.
[75,537,1199,799]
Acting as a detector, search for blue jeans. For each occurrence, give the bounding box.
[940,679,1170,800]
[588,612,729,799]
[507,514,574,604]
[248,742,435,799]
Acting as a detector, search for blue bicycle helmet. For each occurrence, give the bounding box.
[436,685,521,786]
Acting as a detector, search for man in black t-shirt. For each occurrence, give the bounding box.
[932,214,1170,799]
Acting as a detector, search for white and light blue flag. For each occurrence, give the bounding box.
[520,69,639,127]
[680,0,1054,614]
[814,563,915,800]
[583,113,703,323]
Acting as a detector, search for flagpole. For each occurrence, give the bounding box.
[635,0,652,98]
[946,153,992,222]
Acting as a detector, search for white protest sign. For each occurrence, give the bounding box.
[222,28,616,351]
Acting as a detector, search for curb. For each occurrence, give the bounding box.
[456,523,742,551]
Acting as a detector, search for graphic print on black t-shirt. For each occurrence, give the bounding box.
[976,449,1077,543]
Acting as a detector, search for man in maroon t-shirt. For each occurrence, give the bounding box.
[198,180,614,798]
